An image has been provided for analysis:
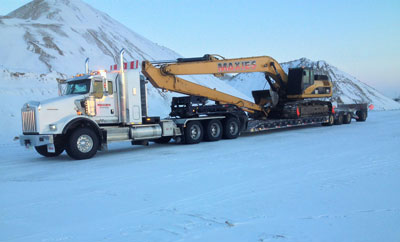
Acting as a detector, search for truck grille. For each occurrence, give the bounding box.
[22,109,37,133]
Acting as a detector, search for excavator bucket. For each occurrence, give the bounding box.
[252,90,278,107]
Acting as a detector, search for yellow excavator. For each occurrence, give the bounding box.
[142,54,333,119]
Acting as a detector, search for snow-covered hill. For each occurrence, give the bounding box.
[227,58,400,111]
[1,0,398,144]
[0,0,249,142]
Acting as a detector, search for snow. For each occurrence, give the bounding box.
[1,3,399,240]
[1,110,400,242]
[0,0,251,141]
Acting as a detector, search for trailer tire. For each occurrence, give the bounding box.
[154,136,172,144]
[334,114,343,125]
[204,119,223,142]
[322,114,334,126]
[356,111,367,122]
[66,128,99,160]
[223,117,240,139]
[343,113,352,124]
[35,145,64,157]
[184,121,203,144]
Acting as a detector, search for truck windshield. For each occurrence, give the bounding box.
[65,79,91,95]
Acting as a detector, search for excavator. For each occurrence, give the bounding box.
[142,54,333,121]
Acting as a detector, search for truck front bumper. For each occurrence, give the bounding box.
[19,134,54,147]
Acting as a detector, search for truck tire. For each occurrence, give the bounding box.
[356,110,367,122]
[35,145,64,157]
[223,117,240,139]
[66,128,99,160]
[322,114,334,126]
[343,113,352,124]
[204,119,223,142]
[153,136,172,144]
[184,121,203,144]
[334,114,343,125]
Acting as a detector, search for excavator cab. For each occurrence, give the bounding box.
[286,68,332,99]
[286,68,313,96]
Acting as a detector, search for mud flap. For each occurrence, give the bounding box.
[47,143,56,153]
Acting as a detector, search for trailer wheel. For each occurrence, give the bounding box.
[185,121,203,144]
[322,114,334,126]
[356,111,367,122]
[154,136,172,144]
[334,114,343,125]
[223,117,240,139]
[66,128,99,160]
[343,113,352,124]
[35,145,64,157]
[204,119,223,142]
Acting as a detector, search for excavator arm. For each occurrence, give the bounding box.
[142,55,289,113]
[142,60,262,113]
[159,55,288,93]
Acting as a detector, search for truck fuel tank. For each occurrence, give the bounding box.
[130,124,162,140]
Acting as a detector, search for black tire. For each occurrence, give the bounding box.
[343,113,352,124]
[356,110,367,122]
[35,144,64,157]
[334,114,343,125]
[153,136,172,144]
[223,117,240,139]
[204,119,223,142]
[65,128,99,160]
[184,121,203,144]
[322,114,335,126]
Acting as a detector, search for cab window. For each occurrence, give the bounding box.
[93,81,103,98]
[65,79,91,95]
[107,81,113,95]
[303,70,310,88]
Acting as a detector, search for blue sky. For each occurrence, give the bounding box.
[1,0,400,97]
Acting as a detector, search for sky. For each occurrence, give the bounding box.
[1,0,400,97]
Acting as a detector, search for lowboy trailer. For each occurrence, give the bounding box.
[18,49,368,159]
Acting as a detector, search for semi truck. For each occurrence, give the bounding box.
[19,49,368,160]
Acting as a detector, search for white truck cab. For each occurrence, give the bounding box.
[19,49,180,159]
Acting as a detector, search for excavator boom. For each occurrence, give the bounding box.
[142,60,262,113]
[142,55,291,114]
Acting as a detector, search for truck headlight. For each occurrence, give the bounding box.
[49,124,57,131]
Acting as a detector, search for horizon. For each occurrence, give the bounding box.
[1,0,399,98]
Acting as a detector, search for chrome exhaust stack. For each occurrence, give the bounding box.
[119,48,128,125]
[85,58,90,74]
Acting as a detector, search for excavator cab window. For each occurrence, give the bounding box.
[302,69,314,89]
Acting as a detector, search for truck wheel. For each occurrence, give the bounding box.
[223,117,240,139]
[154,136,172,144]
[66,128,99,160]
[343,113,352,124]
[322,114,334,126]
[185,121,203,144]
[35,145,64,157]
[356,111,367,122]
[334,114,343,125]
[204,119,222,141]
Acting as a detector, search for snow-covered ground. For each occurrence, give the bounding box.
[1,110,399,242]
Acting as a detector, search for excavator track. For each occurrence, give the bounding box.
[270,100,332,119]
